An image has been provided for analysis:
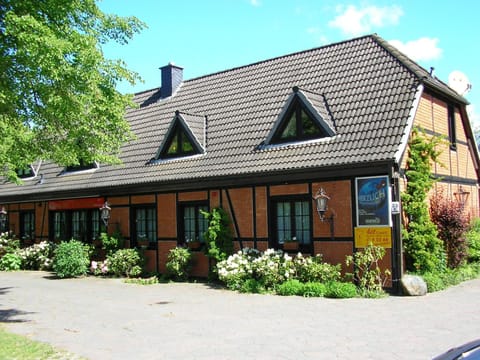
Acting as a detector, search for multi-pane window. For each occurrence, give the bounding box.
[72,210,88,242]
[272,98,325,144]
[161,123,198,158]
[53,212,68,241]
[20,211,35,241]
[274,199,311,246]
[16,166,35,179]
[133,207,157,244]
[181,204,208,244]
[51,210,101,243]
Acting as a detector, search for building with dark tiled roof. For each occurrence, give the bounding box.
[1,34,478,289]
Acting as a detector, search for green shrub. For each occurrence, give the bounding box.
[345,244,390,297]
[293,254,341,283]
[0,253,22,271]
[52,240,91,278]
[324,281,357,298]
[166,247,192,281]
[302,282,327,297]
[124,276,158,285]
[466,219,480,262]
[402,128,446,273]
[422,272,447,292]
[100,232,123,256]
[108,249,144,278]
[276,279,304,296]
[239,279,265,294]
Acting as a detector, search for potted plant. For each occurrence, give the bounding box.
[137,234,149,249]
[186,238,201,250]
[283,237,299,251]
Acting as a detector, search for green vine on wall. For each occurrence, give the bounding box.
[401,127,446,273]
[201,208,234,277]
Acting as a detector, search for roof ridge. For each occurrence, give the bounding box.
[133,34,376,97]
[176,110,206,118]
[185,34,375,84]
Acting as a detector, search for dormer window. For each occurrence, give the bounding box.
[272,97,327,143]
[16,165,35,179]
[64,160,99,174]
[265,87,336,146]
[161,122,199,158]
[155,111,206,161]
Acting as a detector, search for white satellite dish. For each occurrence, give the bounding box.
[448,70,472,96]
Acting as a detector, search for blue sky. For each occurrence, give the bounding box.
[99,0,479,128]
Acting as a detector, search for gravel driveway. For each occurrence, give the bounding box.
[1,271,480,359]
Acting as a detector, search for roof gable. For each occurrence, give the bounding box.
[265,87,335,146]
[155,111,206,160]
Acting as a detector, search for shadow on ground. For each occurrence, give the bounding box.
[0,308,33,323]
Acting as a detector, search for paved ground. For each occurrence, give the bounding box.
[1,272,479,360]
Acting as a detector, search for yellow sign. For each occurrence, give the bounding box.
[354,227,392,248]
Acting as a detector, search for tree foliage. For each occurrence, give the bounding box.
[0,0,145,181]
[401,127,446,273]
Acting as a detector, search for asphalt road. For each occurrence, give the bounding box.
[1,271,480,359]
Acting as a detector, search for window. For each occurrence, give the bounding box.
[272,198,311,248]
[132,207,156,246]
[180,203,208,245]
[65,160,98,173]
[20,212,35,242]
[51,210,101,243]
[448,104,457,150]
[53,211,68,241]
[160,122,199,158]
[271,97,327,144]
[16,166,35,179]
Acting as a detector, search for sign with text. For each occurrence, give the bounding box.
[355,175,391,226]
[354,227,392,248]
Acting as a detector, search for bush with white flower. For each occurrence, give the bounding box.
[17,241,56,270]
[217,248,344,292]
[0,232,19,258]
[251,249,295,289]
[217,248,259,290]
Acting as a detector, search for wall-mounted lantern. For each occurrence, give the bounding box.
[313,188,334,240]
[454,186,470,209]
[99,201,111,228]
[0,206,7,233]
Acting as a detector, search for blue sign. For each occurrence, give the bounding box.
[356,176,390,226]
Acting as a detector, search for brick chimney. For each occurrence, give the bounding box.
[160,62,183,98]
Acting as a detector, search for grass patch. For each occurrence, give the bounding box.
[0,325,82,359]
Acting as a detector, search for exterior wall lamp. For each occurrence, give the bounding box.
[313,188,334,240]
[100,201,111,228]
[0,206,7,233]
[454,186,470,209]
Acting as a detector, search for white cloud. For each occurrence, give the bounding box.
[250,0,261,6]
[329,4,403,36]
[389,38,442,62]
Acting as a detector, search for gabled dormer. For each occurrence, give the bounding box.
[265,87,336,146]
[155,111,206,160]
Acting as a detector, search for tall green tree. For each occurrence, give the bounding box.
[0,0,145,181]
